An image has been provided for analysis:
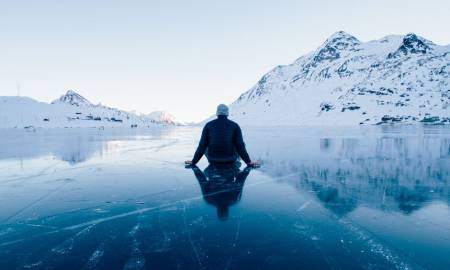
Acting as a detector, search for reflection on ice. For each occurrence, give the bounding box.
[0,127,174,164]
[189,163,251,220]
[0,125,449,269]
[249,126,450,216]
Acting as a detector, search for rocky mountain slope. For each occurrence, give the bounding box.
[229,32,450,125]
[0,90,178,128]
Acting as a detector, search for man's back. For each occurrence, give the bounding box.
[191,115,251,165]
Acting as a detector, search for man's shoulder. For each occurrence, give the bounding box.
[203,119,218,129]
[205,119,218,126]
[226,118,240,128]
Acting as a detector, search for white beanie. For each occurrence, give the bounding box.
[216,104,229,116]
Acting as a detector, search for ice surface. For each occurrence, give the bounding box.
[0,126,449,269]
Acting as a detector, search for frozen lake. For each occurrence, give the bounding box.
[0,126,449,270]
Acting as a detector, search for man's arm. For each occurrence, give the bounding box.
[191,165,207,183]
[191,125,209,165]
[234,125,252,165]
[236,167,251,183]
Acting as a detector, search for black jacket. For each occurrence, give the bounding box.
[192,116,251,165]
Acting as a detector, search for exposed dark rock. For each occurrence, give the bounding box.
[341,105,361,112]
[420,116,440,123]
[320,102,334,112]
[388,33,430,58]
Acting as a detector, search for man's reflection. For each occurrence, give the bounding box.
[189,162,252,220]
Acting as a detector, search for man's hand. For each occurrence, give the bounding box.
[248,161,261,168]
[184,160,196,169]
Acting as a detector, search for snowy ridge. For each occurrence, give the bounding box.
[0,90,178,128]
[229,32,450,126]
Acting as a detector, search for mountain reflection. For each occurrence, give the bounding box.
[253,127,450,216]
[0,128,172,165]
[314,185,357,216]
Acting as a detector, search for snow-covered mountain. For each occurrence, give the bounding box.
[145,111,177,125]
[0,90,178,128]
[229,32,450,125]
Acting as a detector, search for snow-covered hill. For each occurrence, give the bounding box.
[145,111,177,125]
[0,90,178,128]
[229,32,450,126]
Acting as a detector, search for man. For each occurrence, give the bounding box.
[185,104,259,167]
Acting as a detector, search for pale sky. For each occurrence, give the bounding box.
[1,0,449,122]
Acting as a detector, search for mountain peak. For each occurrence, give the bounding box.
[388,33,431,58]
[328,31,357,40]
[65,90,79,95]
[313,31,360,62]
[323,31,360,46]
[52,90,92,106]
[401,33,430,52]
